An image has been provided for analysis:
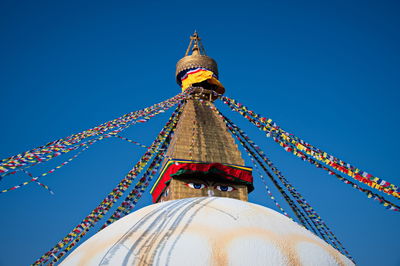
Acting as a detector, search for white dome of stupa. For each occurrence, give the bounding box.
[61,197,354,266]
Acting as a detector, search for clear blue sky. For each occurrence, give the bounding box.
[1,1,399,265]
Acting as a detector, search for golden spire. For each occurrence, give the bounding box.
[150,33,251,203]
[185,31,207,56]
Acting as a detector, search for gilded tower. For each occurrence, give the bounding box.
[150,32,253,203]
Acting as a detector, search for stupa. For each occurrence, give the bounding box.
[60,32,354,266]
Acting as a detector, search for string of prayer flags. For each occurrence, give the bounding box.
[102,153,164,228]
[205,100,353,260]
[112,135,173,161]
[1,138,98,194]
[219,111,352,259]
[220,95,400,200]
[33,99,187,265]
[2,93,186,194]
[1,100,169,174]
[1,92,187,176]
[223,95,400,199]
[235,124,352,259]
[38,112,183,265]
[189,102,198,161]
[219,95,400,212]
[205,101,313,227]
[225,114,316,232]
[102,115,179,228]
[247,150,292,219]
[113,135,148,149]
[22,169,55,195]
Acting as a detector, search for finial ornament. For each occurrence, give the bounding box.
[185,31,207,56]
[176,32,224,97]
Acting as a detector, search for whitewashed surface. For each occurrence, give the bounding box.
[61,197,354,266]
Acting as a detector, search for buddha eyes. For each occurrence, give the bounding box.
[184,183,236,192]
[186,183,206,189]
[215,185,235,192]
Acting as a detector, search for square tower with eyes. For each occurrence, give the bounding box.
[158,176,249,202]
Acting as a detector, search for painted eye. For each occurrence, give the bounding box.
[215,185,235,192]
[186,183,206,189]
